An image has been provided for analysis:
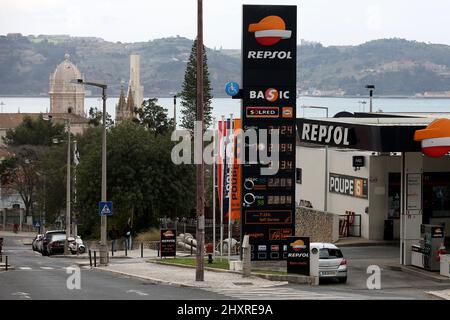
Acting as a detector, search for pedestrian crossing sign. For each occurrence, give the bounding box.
[99,201,113,216]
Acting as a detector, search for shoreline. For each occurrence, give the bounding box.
[1,95,450,100]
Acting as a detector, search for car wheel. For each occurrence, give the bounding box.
[338,277,347,284]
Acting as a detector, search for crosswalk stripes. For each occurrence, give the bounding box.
[205,286,351,300]
[16,266,68,271]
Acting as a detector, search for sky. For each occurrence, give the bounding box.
[1,0,450,49]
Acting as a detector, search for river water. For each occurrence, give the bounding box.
[1,96,449,122]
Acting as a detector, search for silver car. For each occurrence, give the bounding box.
[311,242,347,283]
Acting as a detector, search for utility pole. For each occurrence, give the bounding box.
[100,86,107,265]
[73,139,78,237]
[195,0,205,281]
[64,119,71,255]
[173,95,177,128]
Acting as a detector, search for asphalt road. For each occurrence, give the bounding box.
[1,234,449,300]
[293,245,450,299]
[0,235,229,300]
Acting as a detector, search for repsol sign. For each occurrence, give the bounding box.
[300,122,355,147]
[329,173,368,199]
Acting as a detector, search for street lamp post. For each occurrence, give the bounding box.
[73,79,108,265]
[301,105,329,212]
[65,119,71,255]
[365,85,375,113]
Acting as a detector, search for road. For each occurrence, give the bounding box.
[0,234,228,300]
[1,234,449,300]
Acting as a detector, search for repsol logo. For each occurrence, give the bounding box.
[247,51,293,60]
[288,252,309,258]
[301,123,351,146]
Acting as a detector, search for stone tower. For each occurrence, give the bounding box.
[127,54,144,110]
[115,84,131,124]
[49,54,85,115]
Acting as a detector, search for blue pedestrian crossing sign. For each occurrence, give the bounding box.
[99,201,113,216]
[34,221,40,228]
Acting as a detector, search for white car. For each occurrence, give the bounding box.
[311,242,347,283]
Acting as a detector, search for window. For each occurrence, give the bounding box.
[296,168,302,184]
[424,173,450,219]
[319,248,343,259]
[388,173,400,219]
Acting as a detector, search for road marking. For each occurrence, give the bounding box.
[126,289,149,296]
[19,267,32,270]
[40,267,54,270]
[206,286,351,300]
[12,292,31,299]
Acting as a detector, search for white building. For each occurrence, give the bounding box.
[297,112,450,266]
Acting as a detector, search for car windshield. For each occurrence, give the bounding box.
[319,248,343,259]
[51,234,66,241]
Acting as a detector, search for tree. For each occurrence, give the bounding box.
[88,107,114,129]
[180,39,213,132]
[133,98,174,135]
[75,122,196,238]
[0,146,42,218]
[3,114,65,146]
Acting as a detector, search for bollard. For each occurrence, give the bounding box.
[0,252,2,263]
[125,241,127,257]
[5,256,8,271]
[94,251,97,267]
[141,242,143,258]
[190,240,193,256]
[157,243,160,257]
[89,250,92,267]
[111,242,114,257]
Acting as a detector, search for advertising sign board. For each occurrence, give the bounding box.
[241,5,297,261]
[287,236,310,275]
[160,229,176,257]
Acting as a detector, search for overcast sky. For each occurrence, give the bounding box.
[1,0,450,49]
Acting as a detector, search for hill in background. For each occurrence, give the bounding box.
[1,34,450,97]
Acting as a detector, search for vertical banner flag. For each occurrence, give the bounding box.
[217,119,242,221]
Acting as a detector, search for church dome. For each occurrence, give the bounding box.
[50,54,84,93]
[54,54,82,81]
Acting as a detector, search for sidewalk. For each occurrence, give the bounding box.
[51,248,197,259]
[90,260,289,290]
[426,289,450,300]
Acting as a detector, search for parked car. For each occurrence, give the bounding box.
[41,230,66,256]
[311,242,347,283]
[32,234,43,252]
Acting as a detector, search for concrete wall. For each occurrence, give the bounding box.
[296,146,326,210]
[327,149,371,238]
[369,155,401,240]
[295,206,339,243]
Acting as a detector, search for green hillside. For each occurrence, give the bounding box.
[1,34,450,97]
